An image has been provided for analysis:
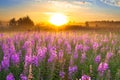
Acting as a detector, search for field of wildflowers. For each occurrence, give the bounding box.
[0,31,120,80]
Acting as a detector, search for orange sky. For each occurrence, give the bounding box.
[0,0,120,24]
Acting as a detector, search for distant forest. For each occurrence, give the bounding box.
[9,16,34,27]
[86,21,120,27]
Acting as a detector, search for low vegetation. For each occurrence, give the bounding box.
[0,31,120,80]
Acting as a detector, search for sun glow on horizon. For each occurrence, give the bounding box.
[49,13,68,26]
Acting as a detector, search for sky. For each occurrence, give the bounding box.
[0,0,120,23]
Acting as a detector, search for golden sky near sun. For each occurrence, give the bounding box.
[0,0,120,24]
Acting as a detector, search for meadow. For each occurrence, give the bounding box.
[0,30,120,80]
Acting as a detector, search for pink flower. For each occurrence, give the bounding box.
[74,51,78,59]
[32,55,39,67]
[106,52,113,60]
[81,53,86,63]
[48,47,57,63]
[11,53,20,65]
[59,71,65,78]
[83,45,90,52]
[25,55,32,66]
[69,65,78,75]
[81,75,91,80]
[94,55,101,63]
[6,73,15,80]
[98,62,109,76]
[1,56,10,70]
[37,48,46,61]
[93,42,99,50]
[20,73,27,80]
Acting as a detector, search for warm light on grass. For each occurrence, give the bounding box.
[49,13,68,26]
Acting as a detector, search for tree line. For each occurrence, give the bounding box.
[9,16,34,27]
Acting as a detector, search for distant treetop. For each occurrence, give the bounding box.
[9,16,34,27]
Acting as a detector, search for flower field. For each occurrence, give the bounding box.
[0,31,120,80]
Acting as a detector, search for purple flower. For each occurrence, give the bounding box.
[2,43,9,55]
[84,39,90,45]
[32,55,39,67]
[103,38,108,43]
[48,53,57,63]
[25,55,32,66]
[112,40,115,45]
[69,65,78,75]
[48,48,57,63]
[11,53,20,65]
[58,50,63,59]
[81,53,86,63]
[81,75,91,80]
[105,46,109,50]
[94,55,101,63]
[20,74,27,80]
[77,44,83,52]
[26,47,32,55]
[98,62,109,76]
[59,71,65,78]
[106,52,113,60]
[83,45,90,52]
[58,38,63,45]
[9,41,16,54]
[6,73,15,80]
[42,47,47,53]
[37,48,46,61]
[93,42,99,50]
[58,50,64,63]
[64,42,71,54]
[74,51,78,59]
[1,56,10,70]
[67,45,71,54]
[18,50,22,56]
[23,41,32,49]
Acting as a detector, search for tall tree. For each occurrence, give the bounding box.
[17,16,34,26]
[17,18,23,26]
[9,18,16,27]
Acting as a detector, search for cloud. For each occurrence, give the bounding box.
[48,1,76,8]
[71,1,92,7]
[100,0,120,7]
[47,0,93,9]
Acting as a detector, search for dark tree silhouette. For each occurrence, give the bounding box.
[9,18,16,27]
[0,21,2,25]
[17,18,23,26]
[9,16,34,28]
[17,16,34,26]
[85,21,89,27]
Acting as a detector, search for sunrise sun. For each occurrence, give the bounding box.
[49,13,68,26]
